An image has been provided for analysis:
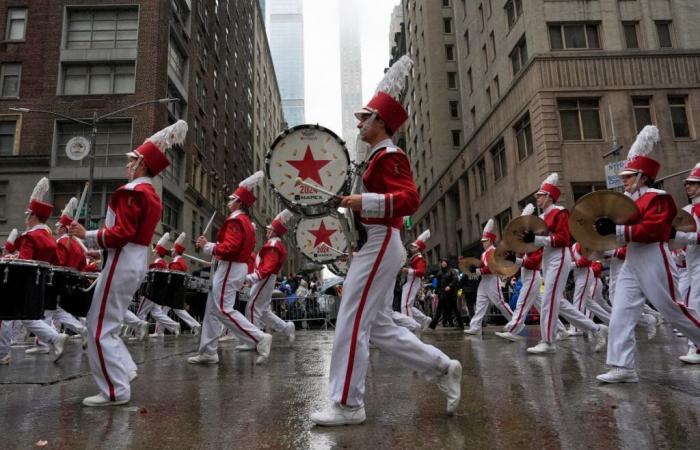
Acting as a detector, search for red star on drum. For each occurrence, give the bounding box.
[309,219,337,248]
[286,145,331,185]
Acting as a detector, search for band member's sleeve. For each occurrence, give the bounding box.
[673,231,700,246]
[254,246,281,281]
[361,153,420,218]
[54,240,69,266]
[409,258,427,278]
[85,191,143,249]
[211,220,244,259]
[522,249,543,270]
[17,235,36,260]
[615,195,676,243]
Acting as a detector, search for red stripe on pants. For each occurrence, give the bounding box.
[659,244,700,329]
[577,270,590,311]
[218,262,259,344]
[95,248,121,402]
[513,272,537,329]
[341,227,392,405]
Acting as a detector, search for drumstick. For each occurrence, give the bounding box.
[294,177,341,199]
[74,182,89,223]
[202,212,217,236]
[319,243,348,257]
[183,253,212,266]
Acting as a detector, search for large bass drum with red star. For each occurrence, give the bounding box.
[266,124,351,217]
[295,213,350,264]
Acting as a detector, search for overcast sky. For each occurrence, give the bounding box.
[303,0,400,134]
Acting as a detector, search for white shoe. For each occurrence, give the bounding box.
[174,324,181,337]
[310,403,366,426]
[119,324,129,337]
[0,354,10,365]
[255,333,272,364]
[51,334,68,362]
[128,371,138,382]
[673,328,685,337]
[595,325,608,353]
[568,328,584,337]
[463,328,481,335]
[138,322,149,341]
[25,346,50,355]
[422,317,432,331]
[219,334,236,342]
[679,350,700,364]
[191,325,202,336]
[149,332,164,338]
[82,394,129,407]
[235,343,256,351]
[495,331,522,342]
[436,359,462,415]
[556,329,570,341]
[643,317,657,341]
[596,367,639,383]
[187,353,219,365]
[527,342,556,354]
[286,321,296,345]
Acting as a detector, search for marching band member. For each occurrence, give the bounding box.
[162,232,202,335]
[2,228,18,257]
[567,241,594,336]
[188,171,272,365]
[311,56,461,426]
[135,233,181,338]
[239,209,296,350]
[0,178,68,364]
[70,120,187,405]
[586,261,611,325]
[595,126,700,382]
[519,173,608,354]
[391,230,431,335]
[671,162,700,364]
[464,219,514,335]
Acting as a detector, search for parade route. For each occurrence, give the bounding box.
[2,327,698,449]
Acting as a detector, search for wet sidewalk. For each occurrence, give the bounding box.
[1,326,699,449]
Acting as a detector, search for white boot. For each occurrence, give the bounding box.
[286,321,296,344]
[82,394,129,407]
[527,342,556,354]
[137,321,149,341]
[0,354,10,365]
[255,333,273,364]
[25,345,50,355]
[310,403,366,426]
[235,343,257,351]
[596,367,639,383]
[51,334,68,362]
[495,331,522,342]
[191,325,202,336]
[436,359,462,415]
[679,349,700,364]
[463,328,481,335]
[187,353,219,365]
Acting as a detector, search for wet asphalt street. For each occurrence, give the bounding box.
[1,325,699,449]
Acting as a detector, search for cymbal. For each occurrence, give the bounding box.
[669,209,697,250]
[503,216,548,253]
[579,244,603,261]
[458,257,481,273]
[488,245,519,278]
[569,191,639,252]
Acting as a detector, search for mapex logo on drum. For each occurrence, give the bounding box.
[300,129,319,140]
[294,194,324,201]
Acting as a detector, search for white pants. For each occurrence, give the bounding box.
[469,274,512,330]
[245,275,291,336]
[123,309,143,327]
[136,298,179,332]
[572,268,593,315]
[412,306,431,325]
[400,274,421,317]
[685,246,700,353]
[391,310,421,333]
[586,278,611,325]
[607,243,700,369]
[328,225,451,407]
[539,247,572,344]
[678,267,690,306]
[87,244,146,402]
[162,306,200,329]
[46,307,86,334]
[0,320,12,358]
[504,268,541,334]
[197,261,265,355]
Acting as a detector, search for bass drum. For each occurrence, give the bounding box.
[295,214,350,264]
[267,124,351,217]
[0,260,50,320]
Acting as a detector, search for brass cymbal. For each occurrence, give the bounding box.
[669,209,697,250]
[488,245,519,278]
[579,244,603,261]
[458,257,481,273]
[569,190,639,252]
[503,215,548,253]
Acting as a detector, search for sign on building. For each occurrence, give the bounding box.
[605,160,626,189]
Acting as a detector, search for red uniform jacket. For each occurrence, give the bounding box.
[618,189,676,243]
[522,248,543,271]
[479,246,495,275]
[361,145,420,229]
[149,258,167,269]
[15,225,56,263]
[571,242,592,268]
[168,255,188,272]
[591,261,603,278]
[408,253,427,278]
[613,246,627,261]
[254,238,288,279]
[54,235,87,271]
[90,179,162,249]
[211,210,256,263]
[247,251,256,274]
[539,206,571,248]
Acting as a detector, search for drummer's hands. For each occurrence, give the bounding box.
[519,230,535,243]
[340,194,362,211]
[195,236,208,250]
[69,221,87,239]
[86,249,101,258]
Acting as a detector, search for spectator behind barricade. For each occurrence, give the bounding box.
[508,276,522,311]
[459,270,479,321]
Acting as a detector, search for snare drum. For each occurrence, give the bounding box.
[45,267,83,311]
[144,269,187,309]
[58,272,98,317]
[0,259,51,320]
[266,124,351,217]
[294,213,350,264]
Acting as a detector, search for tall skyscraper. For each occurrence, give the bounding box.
[339,0,363,160]
[267,0,305,127]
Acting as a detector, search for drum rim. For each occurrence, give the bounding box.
[0,259,52,268]
[293,212,349,264]
[148,268,186,275]
[266,124,351,216]
[51,266,80,274]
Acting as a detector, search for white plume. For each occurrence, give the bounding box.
[693,162,700,170]
[628,125,660,160]
[239,170,265,190]
[30,177,50,202]
[61,197,78,218]
[542,173,559,187]
[521,203,535,216]
[483,218,495,234]
[174,232,187,246]
[156,232,171,248]
[148,120,188,150]
[415,229,431,244]
[375,55,413,100]
[273,209,295,226]
[7,228,18,244]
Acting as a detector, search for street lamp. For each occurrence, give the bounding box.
[10,98,179,228]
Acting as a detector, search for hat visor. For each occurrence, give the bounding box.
[126,151,140,159]
[354,108,374,120]
[684,176,700,182]
[617,169,638,176]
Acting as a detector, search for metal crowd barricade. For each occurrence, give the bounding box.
[269,294,340,330]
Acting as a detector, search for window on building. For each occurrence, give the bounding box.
[5,7,27,41]
[489,31,496,60]
[161,191,181,234]
[514,114,533,161]
[493,75,500,99]
[467,67,473,93]
[202,87,207,111]
[0,181,6,220]
[482,44,488,70]
[464,29,470,55]
[451,130,461,147]
[632,97,653,133]
[449,100,460,118]
[486,86,492,108]
[491,140,507,181]
[447,71,457,89]
[0,63,21,98]
[656,21,673,48]
[623,21,640,49]
[55,120,132,167]
[510,36,528,75]
[470,107,476,129]
[0,120,17,155]
[505,0,522,30]
[558,98,602,140]
[571,183,606,202]
[61,64,135,95]
[168,40,187,83]
[476,158,487,193]
[443,18,452,34]
[669,95,690,138]
[442,0,450,6]
[66,8,138,49]
[445,44,455,61]
[496,208,512,238]
[549,23,600,50]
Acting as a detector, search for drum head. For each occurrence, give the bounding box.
[295,214,349,264]
[267,124,350,217]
